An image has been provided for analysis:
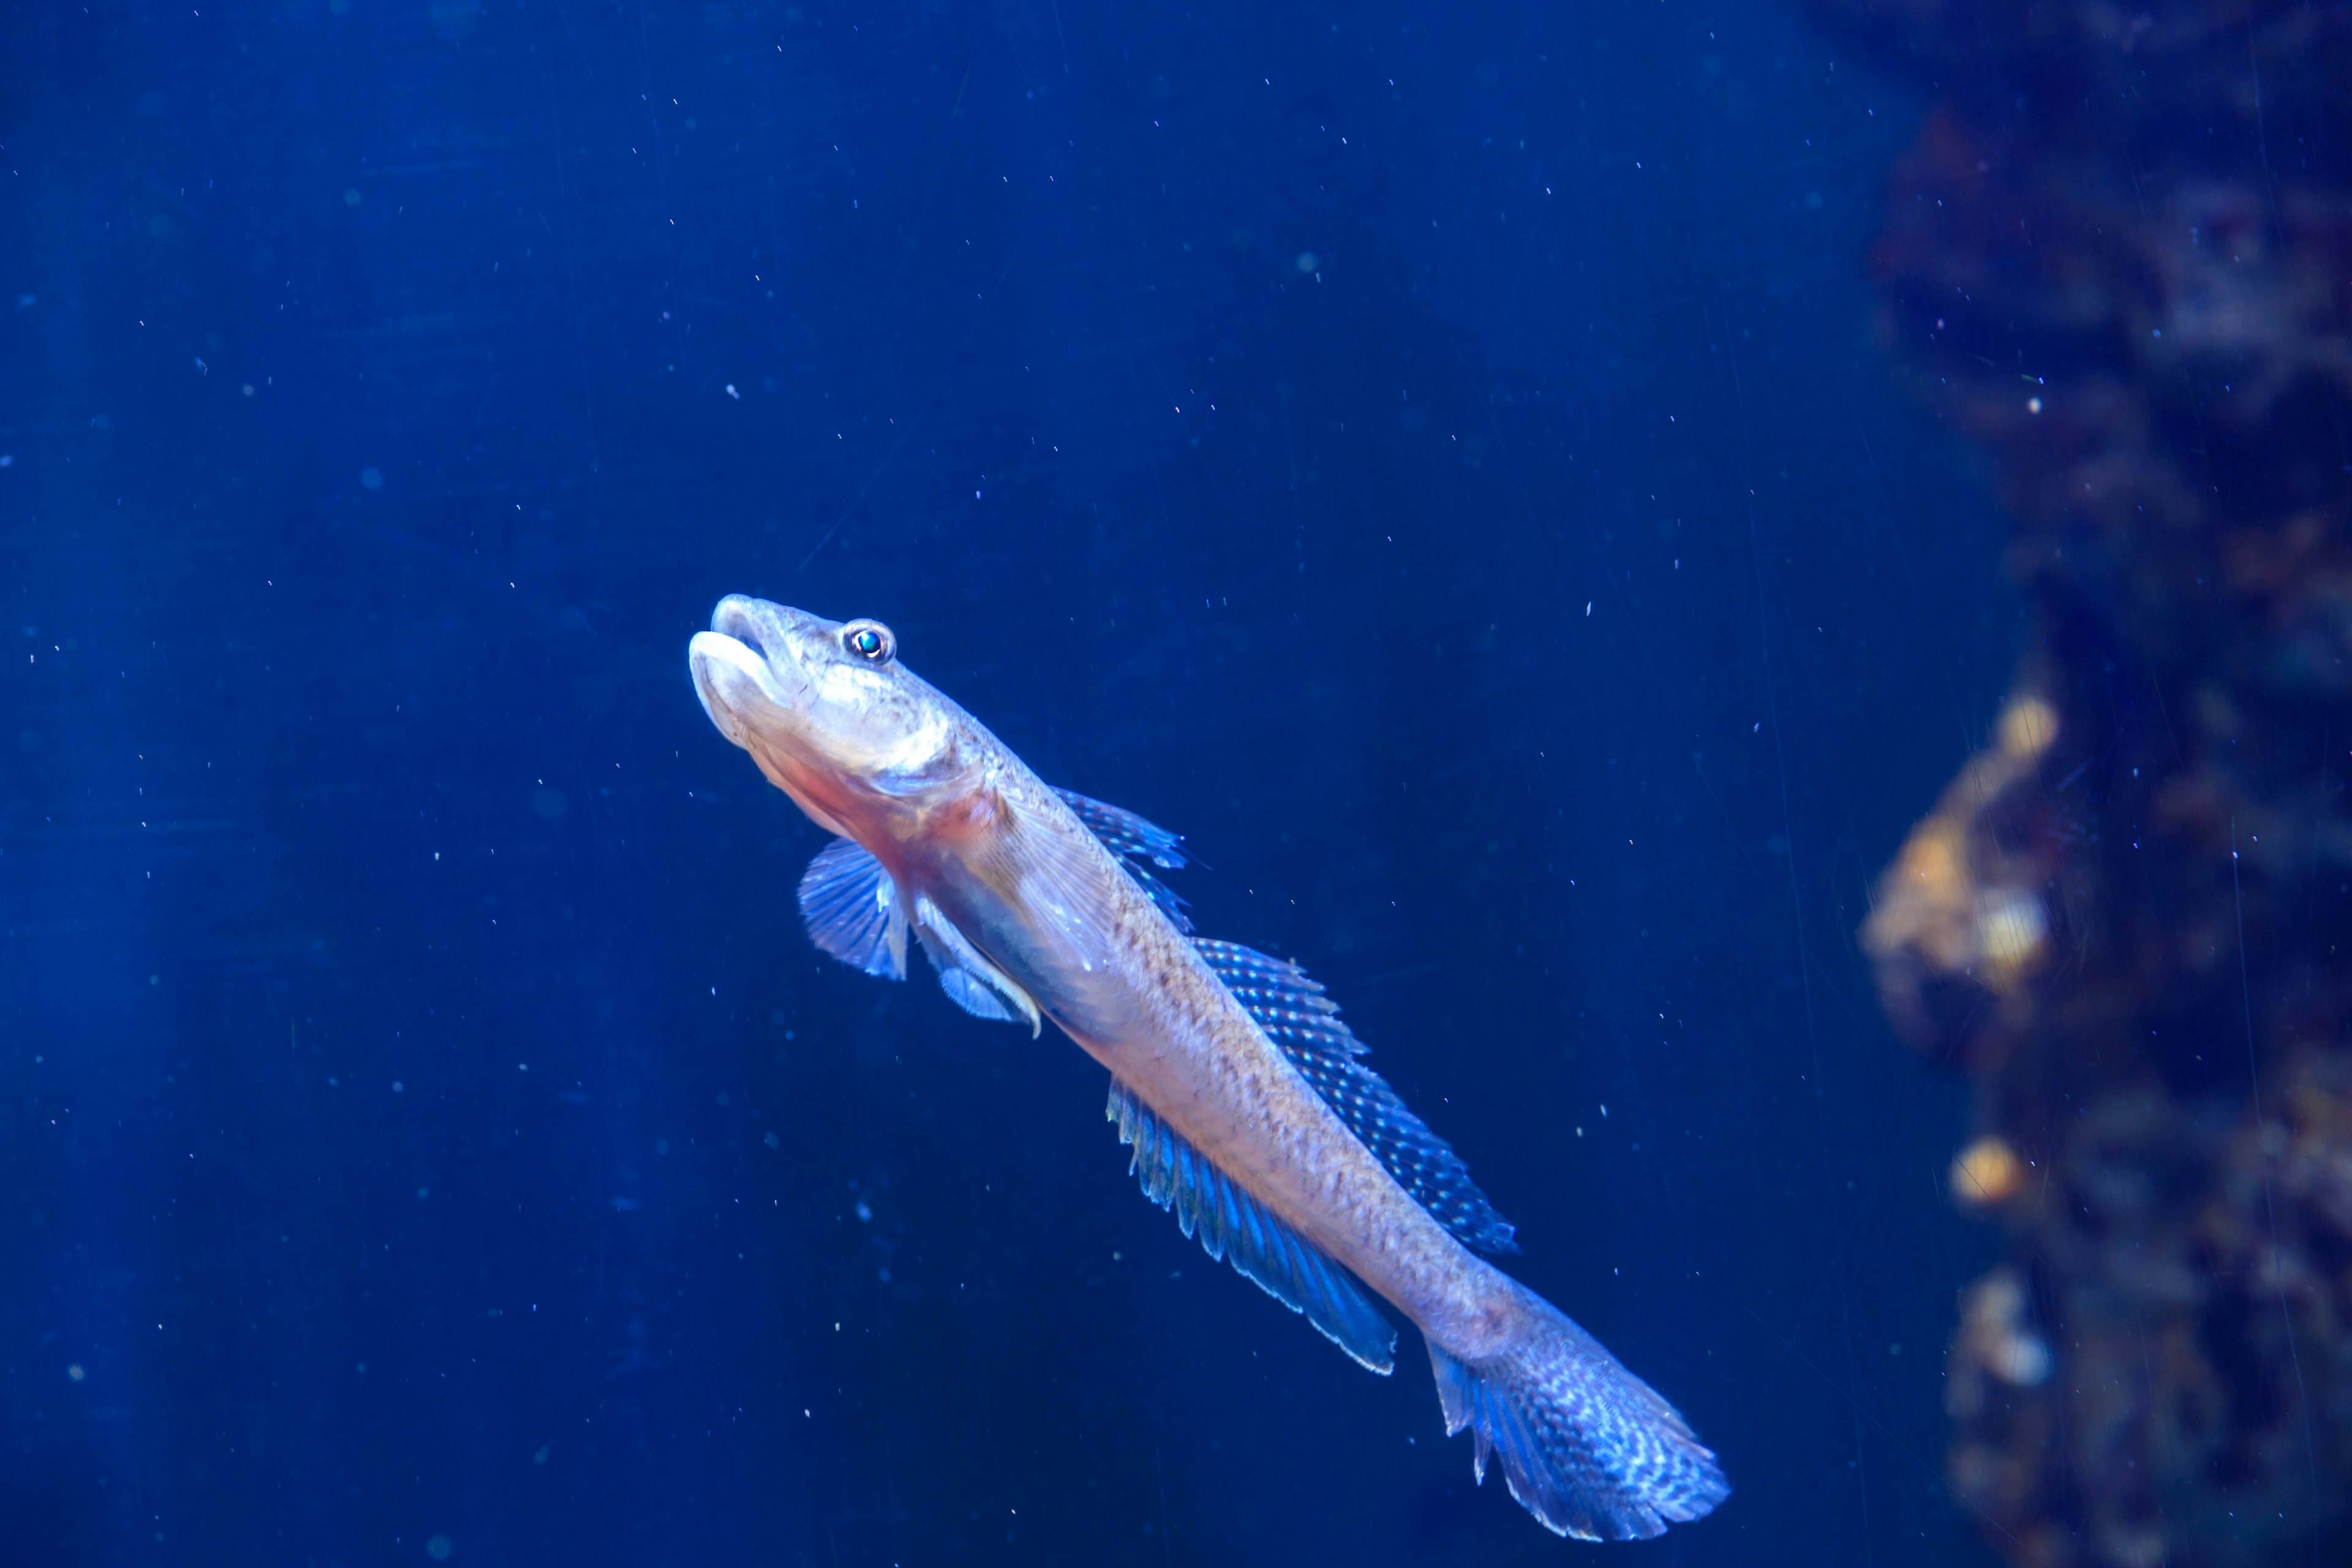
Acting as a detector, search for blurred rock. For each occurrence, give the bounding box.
[1823,0,2352,1561]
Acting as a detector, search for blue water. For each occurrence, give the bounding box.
[5,0,2024,1562]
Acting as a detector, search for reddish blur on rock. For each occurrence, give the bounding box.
[1819,0,2352,1562]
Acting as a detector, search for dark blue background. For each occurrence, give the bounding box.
[4,0,2020,1562]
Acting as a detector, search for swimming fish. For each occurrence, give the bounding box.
[688,595,1729,1541]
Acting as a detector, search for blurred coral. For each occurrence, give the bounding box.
[1950,1134,2030,1212]
[1822,0,2352,1561]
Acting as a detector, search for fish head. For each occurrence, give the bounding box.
[689,595,978,841]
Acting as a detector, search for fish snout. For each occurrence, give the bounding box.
[691,601,815,747]
[710,594,761,635]
[689,632,767,747]
[710,594,801,658]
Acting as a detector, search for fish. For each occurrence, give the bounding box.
[687,595,1730,1542]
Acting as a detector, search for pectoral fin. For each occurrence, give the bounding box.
[913,895,1041,1035]
[796,837,908,979]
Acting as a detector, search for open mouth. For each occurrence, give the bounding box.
[689,597,806,739]
[709,595,776,665]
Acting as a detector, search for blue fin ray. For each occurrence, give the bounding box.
[1193,940,1516,1254]
[1107,1078,1395,1374]
[1052,788,1185,867]
[1053,787,1193,933]
[797,837,907,979]
[1426,1297,1730,1541]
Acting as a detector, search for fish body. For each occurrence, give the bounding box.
[689,595,1728,1541]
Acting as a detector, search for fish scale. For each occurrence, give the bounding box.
[1189,938,1519,1255]
[1068,800,1517,1253]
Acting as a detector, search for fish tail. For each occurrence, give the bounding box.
[1425,1285,1728,1541]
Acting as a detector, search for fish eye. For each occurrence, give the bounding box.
[840,619,895,664]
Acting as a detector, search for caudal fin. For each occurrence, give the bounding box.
[1427,1293,1728,1541]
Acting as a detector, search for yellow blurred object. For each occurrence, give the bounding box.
[1896,821,1967,903]
[1950,1267,2052,1419]
[1975,888,2049,976]
[1862,679,2069,1058]
[1950,1135,2026,1210]
[1998,695,2059,759]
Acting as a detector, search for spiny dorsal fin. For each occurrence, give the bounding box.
[1193,939,1517,1254]
[1107,1077,1396,1374]
[1053,786,1192,933]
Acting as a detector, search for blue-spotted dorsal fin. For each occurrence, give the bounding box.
[1193,939,1517,1254]
[1107,1077,1396,1374]
[1052,787,1193,934]
[911,894,1042,1035]
[796,837,908,980]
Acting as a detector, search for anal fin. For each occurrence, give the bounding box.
[1106,1077,1395,1374]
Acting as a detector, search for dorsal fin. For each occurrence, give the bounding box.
[1193,940,1517,1254]
[1107,1077,1396,1373]
[1053,787,1192,933]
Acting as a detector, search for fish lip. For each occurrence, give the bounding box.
[709,593,778,650]
[687,631,774,746]
[689,597,814,744]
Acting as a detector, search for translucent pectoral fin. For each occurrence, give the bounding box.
[913,895,1041,1035]
[1107,1077,1396,1374]
[797,837,908,980]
